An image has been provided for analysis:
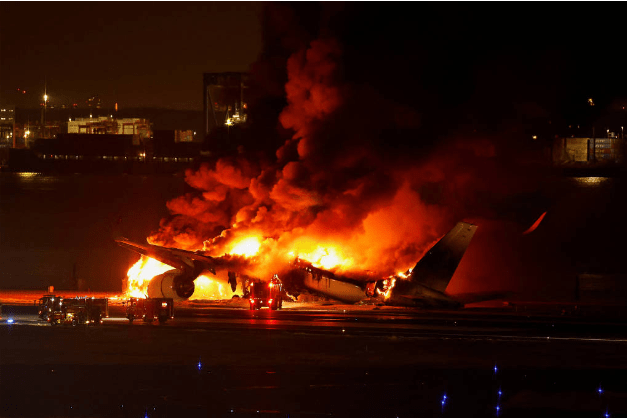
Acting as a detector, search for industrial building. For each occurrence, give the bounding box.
[203,72,249,137]
[67,117,151,145]
[0,106,15,148]
[553,133,624,164]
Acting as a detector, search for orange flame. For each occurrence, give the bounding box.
[376,277,397,300]
[189,274,240,300]
[125,256,172,298]
[290,238,353,270]
[229,236,261,257]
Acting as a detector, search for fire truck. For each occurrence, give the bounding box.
[45,297,109,326]
[249,275,283,310]
[125,297,174,324]
[35,294,59,321]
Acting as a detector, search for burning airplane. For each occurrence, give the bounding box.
[114,36,534,307]
[116,221,490,308]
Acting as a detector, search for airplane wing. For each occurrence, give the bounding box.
[115,237,217,275]
[410,222,478,293]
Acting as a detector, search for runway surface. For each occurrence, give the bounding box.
[2,301,627,417]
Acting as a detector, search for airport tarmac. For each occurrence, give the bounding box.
[2,300,627,417]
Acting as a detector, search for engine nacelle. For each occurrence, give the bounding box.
[147,269,195,302]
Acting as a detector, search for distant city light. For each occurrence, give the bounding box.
[588,98,595,106]
[44,94,48,102]
[225,118,233,126]
[532,135,537,140]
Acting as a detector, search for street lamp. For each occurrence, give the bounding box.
[42,93,49,138]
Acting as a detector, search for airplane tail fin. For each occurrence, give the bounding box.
[410,222,477,293]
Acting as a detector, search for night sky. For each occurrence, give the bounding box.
[0,2,262,110]
[1,3,624,125]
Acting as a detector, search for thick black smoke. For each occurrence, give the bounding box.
[150,4,572,293]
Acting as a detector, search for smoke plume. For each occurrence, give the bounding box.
[149,5,549,288]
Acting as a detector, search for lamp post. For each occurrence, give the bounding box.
[225,118,233,142]
[42,94,48,138]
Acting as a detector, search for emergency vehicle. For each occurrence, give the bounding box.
[46,297,108,326]
[125,297,174,324]
[249,275,283,310]
[35,294,59,321]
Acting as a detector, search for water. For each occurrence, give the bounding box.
[0,172,187,290]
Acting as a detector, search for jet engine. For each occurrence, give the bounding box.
[146,269,195,302]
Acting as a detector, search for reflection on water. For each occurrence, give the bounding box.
[572,176,610,186]
[16,172,41,178]
[0,172,186,290]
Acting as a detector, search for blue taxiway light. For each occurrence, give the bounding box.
[7,318,14,324]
